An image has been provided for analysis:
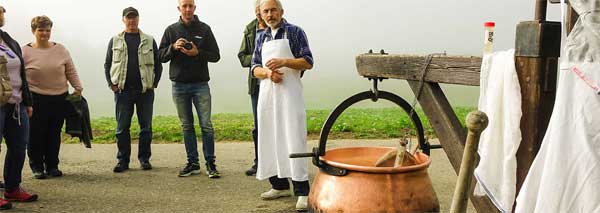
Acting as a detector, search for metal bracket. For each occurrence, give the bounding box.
[319,164,348,176]
[367,77,388,102]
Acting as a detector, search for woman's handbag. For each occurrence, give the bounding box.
[0,55,12,105]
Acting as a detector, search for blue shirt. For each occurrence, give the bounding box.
[251,19,313,72]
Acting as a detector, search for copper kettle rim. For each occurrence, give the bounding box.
[320,147,431,174]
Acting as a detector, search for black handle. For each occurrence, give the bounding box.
[317,90,428,158]
[289,152,315,158]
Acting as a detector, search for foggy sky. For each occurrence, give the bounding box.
[1,0,563,117]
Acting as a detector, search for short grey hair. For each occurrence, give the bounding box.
[259,0,282,9]
[255,0,261,8]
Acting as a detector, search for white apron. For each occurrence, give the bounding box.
[256,31,309,182]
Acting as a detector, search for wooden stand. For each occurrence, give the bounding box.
[356,54,499,212]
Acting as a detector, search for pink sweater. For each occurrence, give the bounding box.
[22,43,83,95]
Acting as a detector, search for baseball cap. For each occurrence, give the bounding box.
[122,7,139,17]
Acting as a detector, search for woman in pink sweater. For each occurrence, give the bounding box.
[22,16,83,179]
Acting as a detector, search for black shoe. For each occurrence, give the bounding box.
[140,162,152,170]
[178,162,201,177]
[245,164,257,176]
[32,170,47,179]
[206,162,221,179]
[46,169,63,177]
[0,181,4,189]
[113,163,129,173]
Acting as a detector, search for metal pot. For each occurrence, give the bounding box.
[291,88,440,212]
[309,146,439,212]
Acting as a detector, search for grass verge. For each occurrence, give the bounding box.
[64,107,476,144]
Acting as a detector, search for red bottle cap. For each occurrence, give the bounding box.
[484,22,495,27]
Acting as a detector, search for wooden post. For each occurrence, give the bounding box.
[513,2,561,199]
[450,111,489,213]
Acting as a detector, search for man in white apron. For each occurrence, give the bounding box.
[250,0,314,211]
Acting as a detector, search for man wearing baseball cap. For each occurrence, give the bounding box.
[104,6,162,173]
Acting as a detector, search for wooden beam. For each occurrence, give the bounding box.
[407,81,499,213]
[356,54,482,86]
[514,57,557,195]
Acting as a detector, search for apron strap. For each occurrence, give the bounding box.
[264,28,288,43]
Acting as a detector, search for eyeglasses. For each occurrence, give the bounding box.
[0,44,15,59]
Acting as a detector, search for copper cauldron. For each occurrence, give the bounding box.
[310,146,439,212]
[290,90,440,212]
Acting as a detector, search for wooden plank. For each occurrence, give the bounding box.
[356,54,482,86]
[408,81,499,212]
[514,57,557,196]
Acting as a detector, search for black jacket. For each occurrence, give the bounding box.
[159,15,220,83]
[65,95,92,148]
[0,30,33,106]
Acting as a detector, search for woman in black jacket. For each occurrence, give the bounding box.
[0,6,39,210]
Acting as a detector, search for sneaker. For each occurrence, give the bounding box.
[4,188,38,202]
[140,161,152,170]
[113,163,129,173]
[0,198,11,210]
[260,189,291,200]
[296,196,308,211]
[32,170,47,179]
[46,169,63,177]
[245,164,257,176]
[206,162,220,179]
[178,163,201,177]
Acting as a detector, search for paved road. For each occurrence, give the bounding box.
[0,140,475,212]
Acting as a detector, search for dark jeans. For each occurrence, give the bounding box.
[28,92,67,172]
[172,82,215,164]
[114,89,154,164]
[269,176,310,196]
[250,85,259,166]
[0,103,29,191]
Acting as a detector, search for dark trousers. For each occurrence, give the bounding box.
[250,85,259,166]
[269,176,310,196]
[114,89,154,164]
[28,92,67,172]
[0,103,29,191]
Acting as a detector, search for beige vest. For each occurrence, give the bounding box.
[109,31,155,93]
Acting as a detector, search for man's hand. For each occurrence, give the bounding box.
[265,58,288,71]
[269,69,284,83]
[111,85,119,93]
[26,106,33,118]
[172,38,188,51]
[180,42,199,57]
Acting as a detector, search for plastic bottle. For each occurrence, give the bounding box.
[483,22,495,55]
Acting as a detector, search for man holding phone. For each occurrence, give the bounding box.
[158,0,221,178]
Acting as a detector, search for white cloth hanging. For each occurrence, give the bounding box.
[474,49,522,213]
[515,0,600,210]
[256,31,309,182]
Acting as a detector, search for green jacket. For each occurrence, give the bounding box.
[237,19,259,95]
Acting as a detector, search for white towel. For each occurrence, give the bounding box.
[474,49,522,213]
[515,62,600,212]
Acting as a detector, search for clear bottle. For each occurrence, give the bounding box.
[483,22,495,55]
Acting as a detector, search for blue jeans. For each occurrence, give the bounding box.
[114,89,154,164]
[250,86,259,165]
[0,103,29,191]
[172,82,215,164]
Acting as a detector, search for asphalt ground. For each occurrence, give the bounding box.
[0,139,475,212]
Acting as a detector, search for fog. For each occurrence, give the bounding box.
[1,0,563,117]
